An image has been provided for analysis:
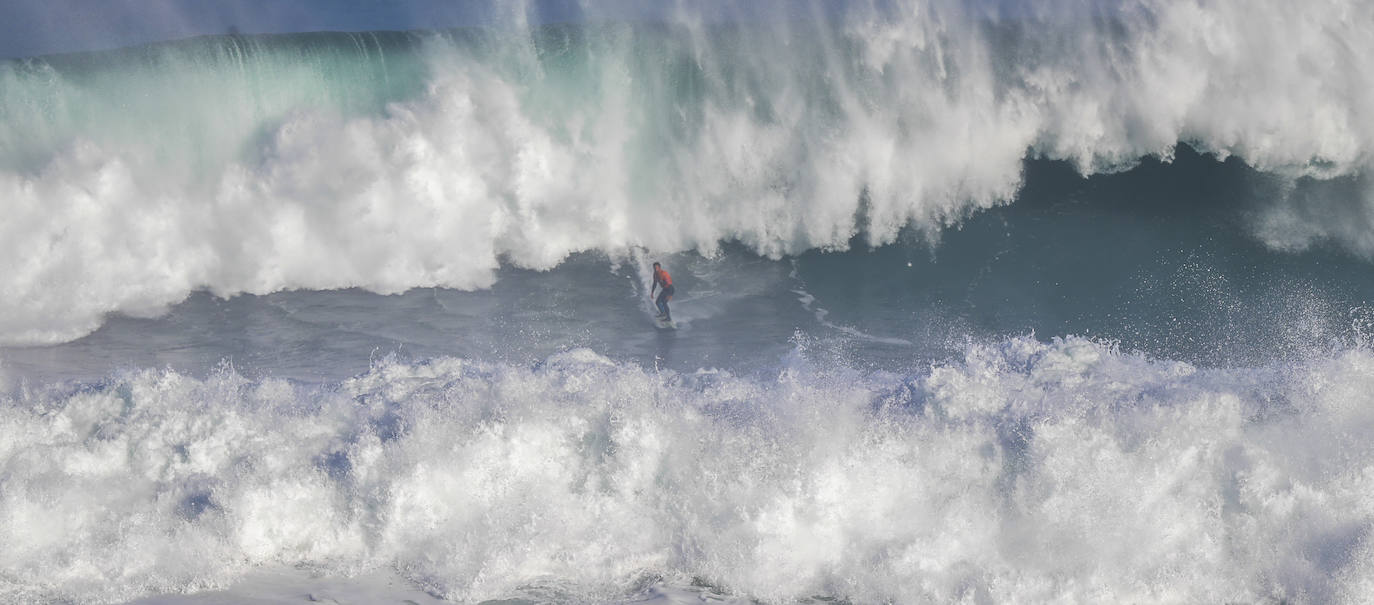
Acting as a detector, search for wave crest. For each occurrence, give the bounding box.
[1,1,1372,343]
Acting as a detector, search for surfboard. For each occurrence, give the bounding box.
[654,315,676,330]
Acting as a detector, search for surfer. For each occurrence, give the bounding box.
[650,262,674,321]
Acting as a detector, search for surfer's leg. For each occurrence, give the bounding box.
[659,286,674,320]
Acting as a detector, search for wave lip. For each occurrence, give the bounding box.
[2,338,1373,603]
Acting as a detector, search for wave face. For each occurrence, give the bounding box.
[1,0,1372,344]
[1,339,1372,604]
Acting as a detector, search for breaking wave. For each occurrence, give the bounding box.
[1,0,1372,344]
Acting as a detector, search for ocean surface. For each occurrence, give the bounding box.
[3,1,1374,603]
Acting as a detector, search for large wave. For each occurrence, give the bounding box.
[2,338,1372,603]
[2,0,1372,344]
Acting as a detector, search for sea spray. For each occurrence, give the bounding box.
[2,338,1372,603]
[1,0,1373,344]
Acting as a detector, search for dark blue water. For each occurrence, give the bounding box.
[6,147,1370,388]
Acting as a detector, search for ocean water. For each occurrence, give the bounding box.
[3,1,1374,603]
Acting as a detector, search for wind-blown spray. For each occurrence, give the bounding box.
[1,0,1371,344]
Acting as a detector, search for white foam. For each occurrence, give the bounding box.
[2,1,1373,343]
[2,338,1372,603]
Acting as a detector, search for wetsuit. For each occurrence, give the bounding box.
[653,267,674,320]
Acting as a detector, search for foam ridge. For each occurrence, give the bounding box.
[2,337,1372,603]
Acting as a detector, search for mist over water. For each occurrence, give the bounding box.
[3,1,1374,603]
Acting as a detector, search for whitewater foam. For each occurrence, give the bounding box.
[2,337,1372,603]
[2,0,1373,344]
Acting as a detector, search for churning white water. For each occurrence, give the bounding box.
[4,1,1374,603]
[3,338,1373,603]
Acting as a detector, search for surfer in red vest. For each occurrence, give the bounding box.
[651,262,674,321]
